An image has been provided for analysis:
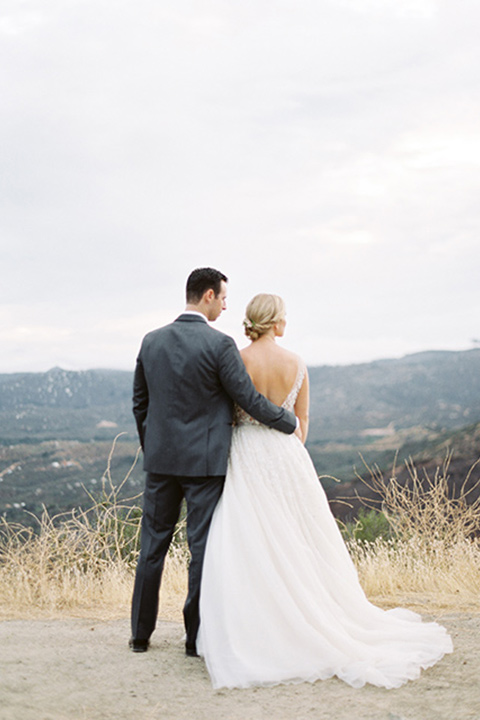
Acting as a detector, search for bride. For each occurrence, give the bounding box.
[197,293,453,690]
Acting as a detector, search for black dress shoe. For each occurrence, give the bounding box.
[129,638,149,653]
[185,646,199,657]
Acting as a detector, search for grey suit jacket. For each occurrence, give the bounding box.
[132,313,297,476]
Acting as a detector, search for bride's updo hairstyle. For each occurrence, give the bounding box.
[243,294,285,341]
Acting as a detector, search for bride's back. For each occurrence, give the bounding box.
[240,340,299,406]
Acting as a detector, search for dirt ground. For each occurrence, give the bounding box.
[1,613,479,720]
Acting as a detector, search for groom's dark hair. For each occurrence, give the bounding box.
[186,267,228,303]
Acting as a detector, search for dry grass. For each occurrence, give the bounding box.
[348,453,480,611]
[0,437,188,621]
[1,441,480,620]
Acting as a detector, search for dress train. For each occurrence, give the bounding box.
[197,366,452,689]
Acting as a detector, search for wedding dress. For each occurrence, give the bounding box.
[197,361,453,689]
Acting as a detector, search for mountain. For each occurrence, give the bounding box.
[308,348,480,443]
[1,349,479,445]
[0,367,136,442]
[1,349,480,525]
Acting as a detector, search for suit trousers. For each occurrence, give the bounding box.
[131,472,225,650]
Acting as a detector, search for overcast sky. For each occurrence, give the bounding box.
[1,0,479,373]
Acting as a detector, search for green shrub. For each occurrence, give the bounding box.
[340,508,393,544]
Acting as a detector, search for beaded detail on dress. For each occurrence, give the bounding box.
[234,360,306,426]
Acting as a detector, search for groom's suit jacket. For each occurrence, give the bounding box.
[133,313,296,477]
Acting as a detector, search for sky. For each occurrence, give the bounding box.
[1,0,479,373]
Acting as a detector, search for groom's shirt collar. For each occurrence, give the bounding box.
[181,311,208,321]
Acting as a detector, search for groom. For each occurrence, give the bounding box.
[130,267,297,655]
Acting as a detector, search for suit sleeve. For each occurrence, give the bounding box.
[217,336,296,435]
[132,353,149,449]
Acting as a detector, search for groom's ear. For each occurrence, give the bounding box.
[204,288,215,303]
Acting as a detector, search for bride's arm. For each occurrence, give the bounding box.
[294,370,310,443]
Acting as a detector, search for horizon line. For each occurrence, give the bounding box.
[1,346,479,375]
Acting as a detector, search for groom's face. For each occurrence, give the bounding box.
[208,280,228,321]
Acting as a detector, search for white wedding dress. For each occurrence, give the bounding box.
[197,362,453,689]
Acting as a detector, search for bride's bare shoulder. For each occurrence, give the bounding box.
[272,346,304,370]
[279,347,303,364]
[240,343,303,370]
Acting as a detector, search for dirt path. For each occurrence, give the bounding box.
[1,614,479,720]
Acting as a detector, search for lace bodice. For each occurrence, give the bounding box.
[235,360,306,426]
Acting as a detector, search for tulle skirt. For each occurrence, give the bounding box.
[197,424,453,689]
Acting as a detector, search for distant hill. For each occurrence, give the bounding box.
[1,349,479,445]
[308,349,480,443]
[326,420,480,522]
[1,350,480,525]
[0,438,143,525]
[0,367,135,443]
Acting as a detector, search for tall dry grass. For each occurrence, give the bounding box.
[1,440,480,619]
[0,437,188,620]
[347,453,480,611]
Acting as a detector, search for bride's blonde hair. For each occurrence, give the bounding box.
[243,294,286,341]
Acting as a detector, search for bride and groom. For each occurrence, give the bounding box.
[130,267,452,689]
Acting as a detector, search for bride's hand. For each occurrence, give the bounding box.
[294,422,303,442]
